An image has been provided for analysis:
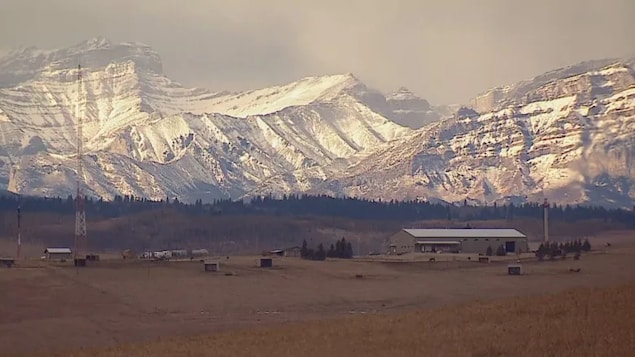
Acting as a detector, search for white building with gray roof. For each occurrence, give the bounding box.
[44,247,72,261]
[387,228,528,255]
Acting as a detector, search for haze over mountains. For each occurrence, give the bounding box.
[0,38,633,208]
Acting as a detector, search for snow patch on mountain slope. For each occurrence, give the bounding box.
[300,60,635,208]
[201,74,361,118]
[2,38,633,208]
[521,95,577,133]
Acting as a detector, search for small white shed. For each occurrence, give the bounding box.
[44,248,72,261]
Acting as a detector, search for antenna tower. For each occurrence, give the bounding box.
[542,198,549,245]
[8,154,22,260]
[74,64,88,266]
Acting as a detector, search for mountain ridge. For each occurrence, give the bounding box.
[1,38,634,208]
[0,38,433,202]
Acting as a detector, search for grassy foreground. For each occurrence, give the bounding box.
[50,284,635,357]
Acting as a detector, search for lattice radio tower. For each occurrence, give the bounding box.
[542,197,550,245]
[7,153,22,260]
[74,64,88,266]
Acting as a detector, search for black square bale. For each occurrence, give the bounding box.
[258,257,273,268]
[507,264,522,275]
[0,258,14,268]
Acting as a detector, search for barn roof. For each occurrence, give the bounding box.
[269,246,301,253]
[44,247,72,254]
[403,228,526,238]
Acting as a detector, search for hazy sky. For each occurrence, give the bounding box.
[1,0,634,104]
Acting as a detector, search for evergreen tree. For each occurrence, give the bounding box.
[549,242,560,259]
[300,239,308,258]
[345,241,354,258]
[486,245,493,257]
[327,244,336,258]
[335,239,343,257]
[315,243,326,261]
[582,239,591,252]
[536,243,546,261]
[574,240,582,253]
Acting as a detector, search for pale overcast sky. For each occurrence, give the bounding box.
[0,0,633,104]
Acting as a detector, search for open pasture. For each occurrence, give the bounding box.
[1,238,634,356]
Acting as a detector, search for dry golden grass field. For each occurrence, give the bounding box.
[48,284,635,357]
[1,234,634,357]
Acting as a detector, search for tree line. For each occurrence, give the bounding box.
[300,238,354,261]
[0,193,634,227]
[535,239,592,260]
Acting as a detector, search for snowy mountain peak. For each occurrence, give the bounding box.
[3,39,631,208]
[469,57,635,113]
[321,57,635,208]
[294,72,361,93]
[0,40,420,201]
[0,38,163,88]
[199,73,368,118]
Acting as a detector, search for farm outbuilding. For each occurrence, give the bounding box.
[190,249,209,259]
[508,263,523,275]
[86,254,100,262]
[153,251,171,259]
[44,248,72,261]
[171,249,188,259]
[204,261,220,272]
[387,228,528,255]
[283,246,301,257]
[258,257,273,268]
[267,246,301,257]
[0,258,15,268]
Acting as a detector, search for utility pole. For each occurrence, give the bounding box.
[8,154,22,260]
[542,198,549,245]
[16,203,21,260]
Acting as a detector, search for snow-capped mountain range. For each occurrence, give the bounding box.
[1,37,634,208]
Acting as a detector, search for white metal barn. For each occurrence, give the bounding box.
[153,251,172,259]
[387,228,528,255]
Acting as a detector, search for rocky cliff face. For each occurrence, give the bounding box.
[304,59,635,208]
[0,38,436,202]
[1,38,633,208]
[470,59,634,113]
